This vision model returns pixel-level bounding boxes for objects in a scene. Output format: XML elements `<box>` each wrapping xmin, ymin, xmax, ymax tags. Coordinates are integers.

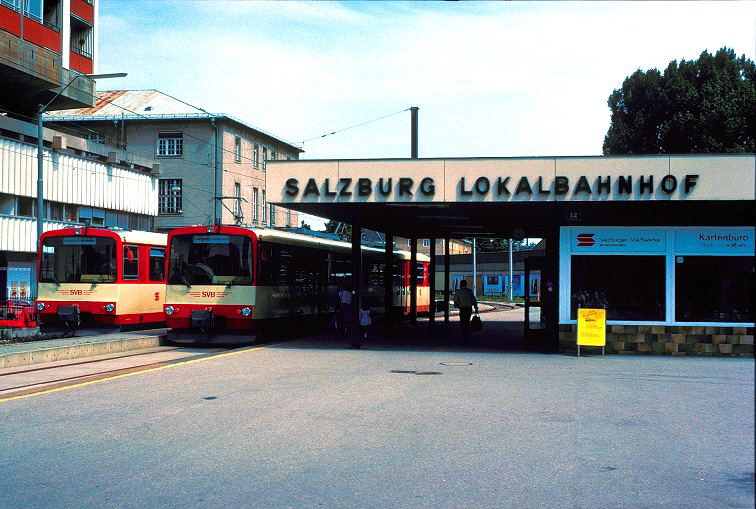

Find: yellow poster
<box><xmin>577</xmin><ymin>308</ymin><xmax>606</xmax><ymax>346</ymax></box>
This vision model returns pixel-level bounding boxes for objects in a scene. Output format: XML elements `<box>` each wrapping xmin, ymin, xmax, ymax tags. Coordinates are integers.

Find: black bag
<box><xmin>470</xmin><ymin>314</ymin><xmax>482</xmax><ymax>332</ymax></box>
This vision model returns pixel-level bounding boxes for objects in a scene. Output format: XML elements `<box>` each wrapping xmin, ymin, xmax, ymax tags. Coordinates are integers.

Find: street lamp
<box><xmin>36</xmin><ymin>72</ymin><xmax>127</xmax><ymax>242</ymax></box>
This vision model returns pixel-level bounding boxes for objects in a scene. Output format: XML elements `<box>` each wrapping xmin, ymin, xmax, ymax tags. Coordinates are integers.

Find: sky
<box><xmin>96</xmin><ymin>1</ymin><xmax>755</xmax><ymax>227</ymax></box>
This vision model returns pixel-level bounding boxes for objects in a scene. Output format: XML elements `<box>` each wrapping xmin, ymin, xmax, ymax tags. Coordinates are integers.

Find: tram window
<box><xmin>416</xmin><ymin>262</ymin><xmax>425</xmax><ymax>284</ymax></box>
<box><xmin>675</xmin><ymin>256</ymin><xmax>753</xmax><ymax>323</ymax></box>
<box><xmin>149</xmin><ymin>248</ymin><xmax>166</xmax><ymax>282</ymax></box>
<box><xmin>277</xmin><ymin>249</ymin><xmax>292</xmax><ymax>285</ymax></box>
<box><xmin>123</xmin><ymin>245</ymin><xmax>139</xmax><ymax>280</ymax></box>
<box><xmin>570</xmin><ymin>255</ymin><xmax>665</xmax><ymax>321</ymax></box>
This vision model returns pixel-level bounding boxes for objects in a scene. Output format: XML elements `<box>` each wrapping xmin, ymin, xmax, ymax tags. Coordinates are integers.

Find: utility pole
<box><xmin>410</xmin><ymin>107</ymin><xmax>418</xmax><ymax>158</ymax></box>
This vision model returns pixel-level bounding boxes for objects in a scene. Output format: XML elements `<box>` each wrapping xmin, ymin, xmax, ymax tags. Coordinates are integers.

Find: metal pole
<box><xmin>350</xmin><ymin>221</ymin><xmax>362</xmax><ymax>349</ymax></box>
<box><xmin>472</xmin><ymin>238</ymin><xmax>477</xmax><ymax>296</ymax></box>
<box><xmin>384</xmin><ymin>231</ymin><xmax>394</xmax><ymax>339</ymax></box>
<box><xmin>429</xmin><ymin>236</ymin><xmax>436</xmax><ymax>328</ymax></box>
<box><xmin>509</xmin><ymin>238</ymin><xmax>514</xmax><ymax>302</ymax></box>
<box><xmin>444</xmin><ymin>237</ymin><xmax>450</xmax><ymax>322</ymax></box>
<box><xmin>410</xmin><ymin>237</ymin><xmax>417</xmax><ymax>327</ymax></box>
<box><xmin>410</xmin><ymin>107</ymin><xmax>418</xmax><ymax>158</ymax></box>
<box><xmin>36</xmin><ymin>106</ymin><xmax>44</xmax><ymax>243</ymax></box>
<box><xmin>35</xmin><ymin>72</ymin><xmax>127</xmax><ymax>244</ymax></box>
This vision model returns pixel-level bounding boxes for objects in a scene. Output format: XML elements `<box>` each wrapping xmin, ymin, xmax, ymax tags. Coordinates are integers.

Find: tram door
<box><xmin>524</xmin><ymin>256</ymin><xmax>546</xmax><ymax>348</ymax></box>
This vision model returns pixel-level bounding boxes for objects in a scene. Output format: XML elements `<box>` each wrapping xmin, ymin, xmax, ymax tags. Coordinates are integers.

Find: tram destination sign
<box><xmin>267</xmin><ymin>156</ymin><xmax>754</xmax><ymax>204</ymax></box>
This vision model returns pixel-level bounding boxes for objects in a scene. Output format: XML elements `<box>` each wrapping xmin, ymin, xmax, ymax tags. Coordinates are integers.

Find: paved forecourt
<box><xmin>0</xmin><ymin>309</ymin><xmax>753</xmax><ymax>509</ymax></box>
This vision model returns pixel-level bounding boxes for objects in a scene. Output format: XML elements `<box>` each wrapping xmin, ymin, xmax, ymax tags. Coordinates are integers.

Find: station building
<box><xmin>267</xmin><ymin>154</ymin><xmax>755</xmax><ymax>356</ymax></box>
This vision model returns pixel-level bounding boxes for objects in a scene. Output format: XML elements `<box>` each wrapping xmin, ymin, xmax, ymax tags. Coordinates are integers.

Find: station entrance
<box><xmin>266</xmin><ymin>155</ymin><xmax>754</xmax><ymax>356</ymax></box>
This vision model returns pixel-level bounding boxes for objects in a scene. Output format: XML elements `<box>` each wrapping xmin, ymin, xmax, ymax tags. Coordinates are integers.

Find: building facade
<box><xmin>0</xmin><ymin>0</ymin><xmax>162</xmax><ymax>302</ymax></box>
<box><xmin>45</xmin><ymin>90</ymin><xmax>303</xmax><ymax>232</ymax></box>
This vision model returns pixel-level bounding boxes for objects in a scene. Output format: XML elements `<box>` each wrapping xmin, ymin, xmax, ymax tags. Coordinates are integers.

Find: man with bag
<box><xmin>453</xmin><ymin>280</ymin><xmax>478</xmax><ymax>345</ymax></box>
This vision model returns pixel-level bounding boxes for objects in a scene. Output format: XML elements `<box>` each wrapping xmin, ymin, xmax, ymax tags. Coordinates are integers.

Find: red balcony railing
<box><xmin>23</xmin><ymin>16</ymin><xmax>61</xmax><ymax>53</ymax></box>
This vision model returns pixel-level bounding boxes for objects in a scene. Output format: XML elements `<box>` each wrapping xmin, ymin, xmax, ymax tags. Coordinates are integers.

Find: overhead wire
<box><xmin>301</xmin><ymin>108</ymin><xmax>412</xmax><ymax>145</ymax></box>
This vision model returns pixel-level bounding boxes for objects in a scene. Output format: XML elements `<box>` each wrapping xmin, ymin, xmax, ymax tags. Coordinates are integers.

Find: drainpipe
<box><xmin>211</xmin><ymin>118</ymin><xmax>220</xmax><ymax>225</ymax></box>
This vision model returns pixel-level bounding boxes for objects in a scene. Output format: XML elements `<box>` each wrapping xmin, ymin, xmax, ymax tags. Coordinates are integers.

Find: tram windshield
<box><xmin>168</xmin><ymin>233</ymin><xmax>254</xmax><ymax>286</ymax></box>
<box><xmin>40</xmin><ymin>236</ymin><xmax>117</xmax><ymax>284</ymax></box>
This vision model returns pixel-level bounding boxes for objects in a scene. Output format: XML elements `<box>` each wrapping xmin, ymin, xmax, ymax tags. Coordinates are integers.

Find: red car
<box><xmin>0</xmin><ymin>300</ymin><xmax>37</xmax><ymax>328</ymax></box>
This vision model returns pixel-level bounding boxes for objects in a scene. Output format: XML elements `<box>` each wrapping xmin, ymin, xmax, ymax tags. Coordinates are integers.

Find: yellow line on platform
<box><xmin>0</xmin><ymin>343</ymin><xmax>279</xmax><ymax>403</ymax></box>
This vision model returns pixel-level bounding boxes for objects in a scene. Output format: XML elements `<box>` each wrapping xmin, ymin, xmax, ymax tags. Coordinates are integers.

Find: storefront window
<box><xmin>571</xmin><ymin>255</ymin><xmax>665</xmax><ymax>321</ymax></box>
<box><xmin>675</xmin><ymin>256</ymin><xmax>753</xmax><ymax>322</ymax></box>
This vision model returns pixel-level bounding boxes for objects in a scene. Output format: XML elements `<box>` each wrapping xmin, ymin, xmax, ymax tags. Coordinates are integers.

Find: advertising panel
<box><xmin>570</xmin><ymin>229</ymin><xmax>666</xmax><ymax>253</ymax></box>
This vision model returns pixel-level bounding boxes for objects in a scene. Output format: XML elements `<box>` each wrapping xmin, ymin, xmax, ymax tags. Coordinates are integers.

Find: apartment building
<box><xmin>45</xmin><ymin>89</ymin><xmax>303</xmax><ymax>232</ymax></box>
<box><xmin>0</xmin><ymin>0</ymin><xmax>159</xmax><ymax>300</ymax></box>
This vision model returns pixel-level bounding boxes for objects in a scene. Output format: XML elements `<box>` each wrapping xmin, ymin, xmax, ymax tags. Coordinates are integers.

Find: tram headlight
<box><xmin>165</xmin><ymin>305</ymin><xmax>175</xmax><ymax>316</ymax></box>
<box><xmin>36</xmin><ymin>302</ymin><xmax>46</xmax><ymax>311</ymax></box>
<box><xmin>239</xmin><ymin>307</ymin><xmax>251</xmax><ymax>317</ymax></box>
<box><xmin>104</xmin><ymin>303</ymin><xmax>115</xmax><ymax>313</ymax></box>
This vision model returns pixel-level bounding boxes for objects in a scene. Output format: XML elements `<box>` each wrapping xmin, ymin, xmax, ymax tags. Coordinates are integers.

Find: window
<box><xmin>149</xmin><ymin>248</ymin><xmax>166</xmax><ymax>282</ymax></box>
<box><xmin>269</xmin><ymin>204</ymin><xmax>276</xmax><ymax>226</ymax></box>
<box><xmin>423</xmin><ymin>239</ymin><xmax>430</xmax><ymax>247</ymax></box>
<box><xmin>123</xmin><ymin>245</ymin><xmax>139</xmax><ymax>280</ymax></box>
<box><xmin>261</xmin><ymin>190</ymin><xmax>267</xmax><ymax>223</ymax></box>
<box><xmin>252</xmin><ymin>187</ymin><xmax>259</xmax><ymax>223</ymax></box>
<box><xmin>675</xmin><ymin>256</ymin><xmax>753</xmax><ymax>322</ymax></box>
<box><xmin>158</xmin><ymin>179</ymin><xmax>182</xmax><ymax>214</ymax></box>
<box><xmin>234</xmin><ymin>136</ymin><xmax>241</xmax><ymax>163</ymax></box>
<box><xmin>92</xmin><ymin>208</ymin><xmax>105</xmax><ymax>226</ymax></box>
<box><xmin>253</xmin><ymin>145</ymin><xmax>259</xmax><ymax>167</ymax></box>
<box><xmin>17</xmin><ymin>197</ymin><xmax>34</xmax><ymax>217</ymax></box>
<box><xmin>64</xmin><ymin>204</ymin><xmax>77</xmax><ymax>222</ymax></box>
<box><xmin>286</xmin><ymin>208</ymin><xmax>291</xmax><ymax>227</ymax></box>
<box><xmin>157</xmin><ymin>132</ymin><xmax>183</xmax><ymax>157</ymax></box>
<box><xmin>262</xmin><ymin>147</ymin><xmax>267</xmax><ymax>171</ymax></box>
<box><xmin>49</xmin><ymin>202</ymin><xmax>63</xmax><ymax>221</ymax></box>
<box><xmin>570</xmin><ymin>255</ymin><xmax>665</xmax><ymax>321</ymax></box>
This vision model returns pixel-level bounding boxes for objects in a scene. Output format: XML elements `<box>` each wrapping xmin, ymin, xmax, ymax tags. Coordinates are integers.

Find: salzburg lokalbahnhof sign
<box><xmin>268</xmin><ymin>155</ymin><xmax>755</xmax><ymax>204</ymax></box>
<box><xmin>283</xmin><ymin>173</ymin><xmax>701</xmax><ymax>199</ymax></box>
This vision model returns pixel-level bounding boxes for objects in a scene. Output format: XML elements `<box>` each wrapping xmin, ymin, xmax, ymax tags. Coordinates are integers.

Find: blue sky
<box><xmin>96</xmin><ymin>1</ymin><xmax>755</xmax><ymax>228</ymax></box>
<box><xmin>97</xmin><ymin>1</ymin><xmax>755</xmax><ymax>160</ymax></box>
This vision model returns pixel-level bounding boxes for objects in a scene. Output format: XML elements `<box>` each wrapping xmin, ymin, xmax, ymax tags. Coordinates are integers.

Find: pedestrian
<box><xmin>359</xmin><ymin>299</ymin><xmax>371</xmax><ymax>338</ymax></box>
<box><xmin>337</xmin><ymin>284</ymin><xmax>352</xmax><ymax>337</ymax></box>
<box><xmin>453</xmin><ymin>280</ymin><xmax>478</xmax><ymax>344</ymax></box>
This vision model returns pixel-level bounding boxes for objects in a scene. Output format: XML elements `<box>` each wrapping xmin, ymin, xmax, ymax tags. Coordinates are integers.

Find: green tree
<box><xmin>324</xmin><ymin>220</ymin><xmax>352</xmax><ymax>241</ymax></box>
<box><xmin>603</xmin><ymin>47</ymin><xmax>755</xmax><ymax>154</ymax></box>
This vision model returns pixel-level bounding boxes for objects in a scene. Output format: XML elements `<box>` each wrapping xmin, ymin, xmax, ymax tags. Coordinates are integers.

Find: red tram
<box><xmin>164</xmin><ymin>225</ymin><xmax>430</xmax><ymax>344</ymax></box>
<box><xmin>35</xmin><ymin>228</ymin><xmax>168</xmax><ymax>335</ymax></box>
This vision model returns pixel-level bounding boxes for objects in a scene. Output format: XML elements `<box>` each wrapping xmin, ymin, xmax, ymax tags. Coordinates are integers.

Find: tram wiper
<box><xmin>177</xmin><ymin>269</ymin><xmax>192</xmax><ymax>289</ymax></box>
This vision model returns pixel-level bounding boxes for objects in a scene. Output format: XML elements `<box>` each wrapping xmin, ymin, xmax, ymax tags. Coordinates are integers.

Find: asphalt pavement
<box><xmin>0</xmin><ymin>306</ymin><xmax>753</xmax><ymax>508</ymax></box>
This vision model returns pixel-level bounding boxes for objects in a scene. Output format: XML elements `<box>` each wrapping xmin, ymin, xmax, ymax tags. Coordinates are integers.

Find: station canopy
<box><xmin>266</xmin><ymin>155</ymin><xmax>755</xmax><ymax>240</ymax></box>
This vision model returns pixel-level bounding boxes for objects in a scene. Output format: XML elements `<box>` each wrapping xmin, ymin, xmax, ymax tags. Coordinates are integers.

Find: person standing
<box><xmin>359</xmin><ymin>299</ymin><xmax>371</xmax><ymax>339</ymax></box>
<box><xmin>453</xmin><ymin>280</ymin><xmax>478</xmax><ymax>344</ymax></box>
<box><xmin>337</xmin><ymin>284</ymin><xmax>353</xmax><ymax>337</ymax></box>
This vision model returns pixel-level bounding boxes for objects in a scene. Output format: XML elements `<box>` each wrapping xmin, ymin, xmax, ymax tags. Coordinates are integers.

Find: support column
<box><xmin>544</xmin><ymin>224</ymin><xmax>560</xmax><ymax>354</ymax></box>
<box><xmin>350</xmin><ymin>222</ymin><xmax>362</xmax><ymax>349</ymax></box>
<box><xmin>428</xmin><ymin>236</ymin><xmax>436</xmax><ymax>327</ymax></box>
<box><xmin>410</xmin><ymin>237</ymin><xmax>417</xmax><ymax>327</ymax></box>
<box><xmin>384</xmin><ymin>231</ymin><xmax>394</xmax><ymax>339</ymax></box>
<box><xmin>444</xmin><ymin>237</ymin><xmax>451</xmax><ymax>322</ymax></box>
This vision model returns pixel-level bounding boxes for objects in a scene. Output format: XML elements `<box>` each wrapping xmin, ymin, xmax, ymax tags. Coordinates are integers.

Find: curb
<box><xmin>0</xmin><ymin>335</ymin><xmax>163</xmax><ymax>370</ymax></box>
